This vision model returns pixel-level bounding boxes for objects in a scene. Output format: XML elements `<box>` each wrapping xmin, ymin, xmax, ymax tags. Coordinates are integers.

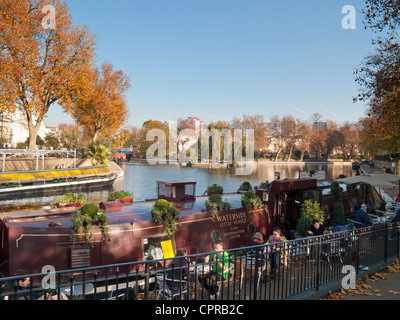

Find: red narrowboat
<box><xmin>0</xmin><ymin>178</ymin><xmax>367</xmax><ymax>278</ymax></box>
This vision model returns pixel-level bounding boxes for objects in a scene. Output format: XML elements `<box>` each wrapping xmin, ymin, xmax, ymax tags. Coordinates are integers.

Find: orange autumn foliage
<box><xmin>65</xmin><ymin>62</ymin><xmax>131</xmax><ymax>142</ymax></box>
<box><xmin>0</xmin><ymin>0</ymin><xmax>96</xmax><ymax>149</ymax></box>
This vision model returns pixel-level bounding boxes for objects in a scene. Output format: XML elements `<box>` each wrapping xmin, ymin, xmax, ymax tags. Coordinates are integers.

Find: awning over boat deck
<box><xmin>335</xmin><ymin>174</ymin><xmax>399</xmax><ymax>189</ymax></box>
<box><xmin>0</xmin><ymin>166</ymin><xmax>110</xmax><ymax>182</ymax></box>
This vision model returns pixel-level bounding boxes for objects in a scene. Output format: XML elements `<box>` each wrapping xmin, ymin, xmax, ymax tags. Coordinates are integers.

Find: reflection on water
<box><xmin>0</xmin><ymin>162</ymin><xmax>353</xmax><ymax>211</ymax></box>
<box><xmin>113</xmin><ymin>162</ymin><xmax>353</xmax><ymax>201</ymax></box>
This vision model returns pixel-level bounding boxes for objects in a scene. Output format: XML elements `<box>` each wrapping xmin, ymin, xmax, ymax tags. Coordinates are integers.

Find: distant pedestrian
<box><xmin>355</xmin><ymin>204</ymin><xmax>371</xmax><ymax>228</ymax></box>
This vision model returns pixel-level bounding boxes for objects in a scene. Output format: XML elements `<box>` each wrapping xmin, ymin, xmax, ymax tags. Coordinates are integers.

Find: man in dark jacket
<box><xmin>355</xmin><ymin>204</ymin><xmax>371</xmax><ymax>228</ymax></box>
<box><xmin>307</xmin><ymin>219</ymin><xmax>325</xmax><ymax>236</ymax></box>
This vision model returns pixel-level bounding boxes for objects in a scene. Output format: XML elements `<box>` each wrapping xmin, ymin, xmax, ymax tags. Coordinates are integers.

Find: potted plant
<box><xmin>237</xmin><ymin>181</ymin><xmax>252</xmax><ymax>193</ymax></box>
<box><xmin>108</xmin><ymin>190</ymin><xmax>134</xmax><ymax>204</ymax></box>
<box><xmin>258</xmin><ymin>180</ymin><xmax>270</xmax><ymax>190</ymax></box>
<box><xmin>151</xmin><ymin>199</ymin><xmax>181</xmax><ymax>235</ymax></box>
<box><xmin>70</xmin><ymin>204</ymin><xmax>110</xmax><ymax>246</ymax></box>
<box><xmin>241</xmin><ymin>190</ymin><xmax>264</xmax><ymax>213</ymax></box>
<box><xmin>205</xmin><ymin>194</ymin><xmax>231</xmax><ymax>221</ymax></box>
<box><xmin>206</xmin><ymin>184</ymin><xmax>224</xmax><ymax>196</ymax></box>
<box><xmin>52</xmin><ymin>193</ymin><xmax>87</xmax><ymax>208</ymax></box>
<box><xmin>295</xmin><ymin>200</ymin><xmax>324</xmax><ymax>237</ymax></box>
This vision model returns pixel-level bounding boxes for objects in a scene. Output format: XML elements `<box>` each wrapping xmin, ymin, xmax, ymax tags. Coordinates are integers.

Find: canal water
<box><xmin>0</xmin><ymin>162</ymin><xmax>353</xmax><ymax>211</ymax></box>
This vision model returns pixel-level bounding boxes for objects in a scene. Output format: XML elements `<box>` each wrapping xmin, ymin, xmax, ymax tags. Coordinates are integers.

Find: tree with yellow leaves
<box><xmin>65</xmin><ymin>62</ymin><xmax>131</xmax><ymax>143</ymax></box>
<box><xmin>0</xmin><ymin>0</ymin><xmax>96</xmax><ymax>150</ymax></box>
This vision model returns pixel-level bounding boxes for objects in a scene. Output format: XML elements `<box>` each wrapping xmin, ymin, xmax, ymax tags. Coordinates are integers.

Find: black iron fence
<box><xmin>1</xmin><ymin>222</ymin><xmax>399</xmax><ymax>301</ymax></box>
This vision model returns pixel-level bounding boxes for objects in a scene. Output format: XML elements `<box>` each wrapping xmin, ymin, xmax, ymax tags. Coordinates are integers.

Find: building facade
<box><xmin>0</xmin><ymin>108</ymin><xmax>59</xmax><ymax>148</ymax></box>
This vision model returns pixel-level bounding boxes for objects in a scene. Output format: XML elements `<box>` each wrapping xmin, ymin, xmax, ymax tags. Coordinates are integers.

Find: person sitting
<box><xmin>247</xmin><ymin>232</ymin><xmax>264</xmax><ymax>255</ymax></box>
<box><xmin>355</xmin><ymin>204</ymin><xmax>372</xmax><ymax>228</ymax></box>
<box><xmin>307</xmin><ymin>219</ymin><xmax>325</xmax><ymax>236</ymax></box>
<box><xmin>266</xmin><ymin>227</ymin><xmax>287</xmax><ymax>278</ymax></box>
<box><xmin>165</xmin><ymin>248</ymin><xmax>191</xmax><ymax>299</ymax></box>
<box><xmin>246</xmin><ymin>232</ymin><xmax>266</xmax><ymax>267</ymax></box>
<box><xmin>11</xmin><ymin>270</ymin><xmax>68</xmax><ymax>300</ymax></box>
<box><xmin>198</xmin><ymin>240</ymin><xmax>230</xmax><ymax>298</ymax></box>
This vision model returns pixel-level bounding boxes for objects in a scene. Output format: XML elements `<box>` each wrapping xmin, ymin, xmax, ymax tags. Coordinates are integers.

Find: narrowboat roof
<box><xmin>270</xmin><ymin>178</ymin><xmax>318</xmax><ymax>193</ymax></box>
<box><xmin>156</xmin><ymin>180</ymin><xmax>196</xmax><ymax>185</ymax></box>
<box><xmin>0</xmin><ymin>166</ymin><xmax>110</xmax><ymax>182</ymax></box>
<box><xmin>0</xmin><ymin>193</ymin><xmax>244</xmax><ymax>228</ymax></box>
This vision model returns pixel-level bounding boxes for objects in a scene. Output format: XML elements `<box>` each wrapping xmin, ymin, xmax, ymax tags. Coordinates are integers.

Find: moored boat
<box><xmin>0</xmin><ymin>177</ymin><xmax>368</xmax><ymax>278</ymax></box>
<box><xmin>0</xmin><ymin>166</ymin><xmax>116</xmax><ymax>200</ymax></box>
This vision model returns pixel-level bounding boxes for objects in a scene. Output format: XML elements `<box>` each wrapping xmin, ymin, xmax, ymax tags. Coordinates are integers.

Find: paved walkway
<box><xmin>322</xmin><ymin>260</ymin><xmax>400</xmax><ymax>300</ymax></box>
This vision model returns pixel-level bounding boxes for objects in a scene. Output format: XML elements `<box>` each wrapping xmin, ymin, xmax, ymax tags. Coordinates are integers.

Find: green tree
<box><xmin>87</xmin><ymin>143</ymin><xmax>111</xmax><ymax>166</ymax></box>
<box><xmin>333</xmin><ymin>203</ymin><xmax>346</xmax><ymax>226</ymax></box>
<box><xmin>44</xmin><ymin>133</ymin><xmax>59</xmax><ymax>149</ymax></box>
<box><xmin>296</xmin><ymin>200</ymin><xmax>324</xmax><ymax>237</ymax></box>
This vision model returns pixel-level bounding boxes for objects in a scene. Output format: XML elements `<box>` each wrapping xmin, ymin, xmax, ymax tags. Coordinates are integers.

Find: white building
<box><xmin>184</xmin><ymin>116</ymin><xmax>204</xmax><ymax>134</ymax></box>
<box><xmin>0</xmin><ymin>108</ymin><xmax>59</xmax><ymax>148</ymax></box>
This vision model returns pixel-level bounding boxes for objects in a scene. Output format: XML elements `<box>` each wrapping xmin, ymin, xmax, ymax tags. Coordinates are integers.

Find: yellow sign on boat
<box><xmin>0</xmin><ymin>166</ymin><xmax>110</xmax><ymax>182</ymax></box>
<box><xmin>161</xmin><ymin>240</ymin><xmax>175</xmax><ymax>259</ymax></box>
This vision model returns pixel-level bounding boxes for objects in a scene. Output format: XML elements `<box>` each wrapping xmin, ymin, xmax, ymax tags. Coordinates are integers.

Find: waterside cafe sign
<box><xmin>214</xmin><ymin>210</ymin><xmax>248</xmax><ymax>240</ymax></box>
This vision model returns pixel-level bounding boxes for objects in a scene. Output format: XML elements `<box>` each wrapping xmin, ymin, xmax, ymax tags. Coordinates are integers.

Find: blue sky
<box><xmin>45</xmin><ymin>0</ymin><xmax>378</xmax><ymax>128</ymax></box>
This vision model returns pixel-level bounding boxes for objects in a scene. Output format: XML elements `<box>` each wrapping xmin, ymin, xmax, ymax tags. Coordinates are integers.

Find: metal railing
<box><xmin>1</xmin><ymin>222</ymin><xmax>399</xmax><ymax>301</ymax></box>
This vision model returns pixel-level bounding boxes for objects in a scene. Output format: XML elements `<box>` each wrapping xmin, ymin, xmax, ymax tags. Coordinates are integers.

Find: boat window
<box><xmin>303</xmin><ymin>190</ymin><xmax>319</xmax><ymax>203</ymax></box>
<box><xmin>247</xmin><ymin>223</ymin><xmax>256</xmax><ymax>236</ymax></box>
<box><xmin>142</xmin><ymin>235</ymin><xmax>176</xmax><ymax>262</ymax></box>
<box><xmin>211</xmin><ymin>230</ymin><xmax>221</xmax><ymax>243</ymax></box>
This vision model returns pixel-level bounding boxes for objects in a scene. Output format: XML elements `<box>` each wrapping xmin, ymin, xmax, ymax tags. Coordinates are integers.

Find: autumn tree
<box><xmin>58</xmin><ymin>123</ymin><xmax>80</xmax><ymax>149</ymax></box>
<box><xmin>139</xmin><ymin>120</ymin><xmax>169</xmax><ymax>159</ymax></box>
<box><xmin>354</xmin><ymin>0</ymin><xmax>400</xmax><ymax>154</ymax></box>
<box><xmin>231</xmin><ymin>114</ymin><xmax>268</xmax><ymax>159</ymax></box>
<box><xmin>111</xmin><ymin>128</ymin><xmax>131</xmax><ymax>149</ymax></box>
<box><xmin>362</xmin><ymin>0</ymin><xmax>400</xmax><ymax>37</ymax></box>
<box><xmin>339</xmin><ymin>122</ymin><xmax>361</xmax><ymax>161</ymax></box>
<box><xmin>125</xmin><ymin>125</ymin><xmax>145</xmax><ymax>151</ymax></box>
<box><xmin>66</xmin><ymin>62</ymin><xmax>131</xmax><ymax>143</ymax></box>
<box><xmin>281</xmin><ymin>115</ymin><xmax>304</xmax><ymax>162</ymax></box>
<box><xmin>206</xmin><ymin>120</ymin><xmax>231</xmax><ymax>162</ymax></box>
<box><xmin>268</xmin><ymin>115</ymin><xmax>285</xmax><ymax>161</ymax></box>
<box><xmin>0</xmin><ymin>0</ymin><xmax>96</xmax><ymax>150</ymax></box>
<box><xmin>306</xmin><ymin>114</ymin><xmax>329</xmax><ymax>159</ymax></box>
<box><xmin>296</xmin><ymin>121</ymin><xmax>311</xmax><ymax>162</ymax></box>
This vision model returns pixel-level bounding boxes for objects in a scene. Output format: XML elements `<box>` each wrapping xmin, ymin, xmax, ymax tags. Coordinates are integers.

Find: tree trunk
<box><xmin>287</xmin><ymin>146</ymin><xmax>293</xmax><ymax>162</ymax></box>
<box><xmin>26</xmin><ymin>111</ymin><xmax>42</xmax><ymax>151</ymax></box>
<box><xmin>274</xmin><ymin>148</ymin><xmax>282</xmax><ymax>162</ymax></box>
<box><xmin>93</xmin><ymin>130</ymin><xmax>101</xmax><ymax>143</ymax></box>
